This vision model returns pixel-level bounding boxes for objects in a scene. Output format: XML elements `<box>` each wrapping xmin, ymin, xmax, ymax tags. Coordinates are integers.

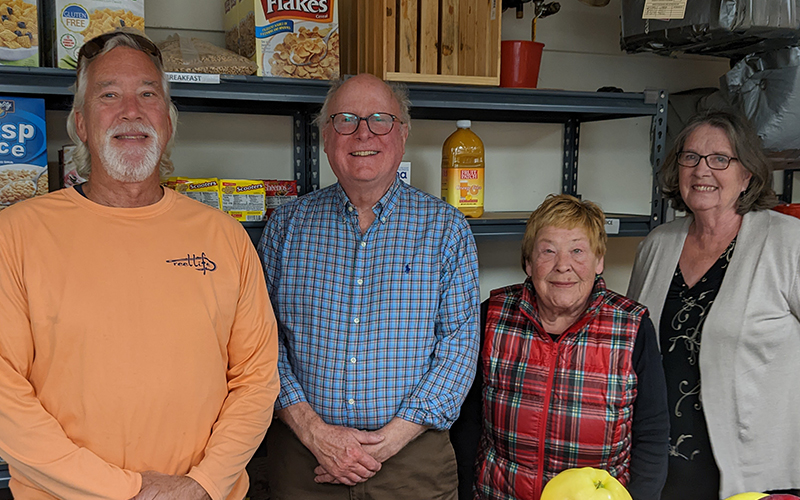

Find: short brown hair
<box><xmin>521</xmin><ymin>194</ymin><xmax>607</xmax><ymax>272</ymax></box>
<box><xmin>661</xmin><ymin>110</ymin><xmax>778</xmax><ymax>214</ymax></box>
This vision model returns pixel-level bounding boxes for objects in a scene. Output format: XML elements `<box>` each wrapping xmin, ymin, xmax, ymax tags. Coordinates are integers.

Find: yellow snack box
<box><xmin>180</xmin><ymin>177</ymin><xmax>221</xmax><ymax>210</ymax></box>
<box><xmin>220</xmin><ymin>179</ymin><xmax>265</xmax><ymax>221</ymax></box>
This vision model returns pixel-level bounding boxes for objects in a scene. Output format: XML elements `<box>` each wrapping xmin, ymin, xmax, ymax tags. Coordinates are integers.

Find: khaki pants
<box><xmin>264</xmin><ymin>419</ymin><xmax>458</xmax><ymax>500</ymax></box>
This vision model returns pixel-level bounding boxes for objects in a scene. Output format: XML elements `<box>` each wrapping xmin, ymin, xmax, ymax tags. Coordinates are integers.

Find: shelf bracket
<box><xmin>562</xmin><ymin>118</ymin><xmax>579</xmax><ymax>197</ymax></box>
<box><xmin>782</xmin><ymin>169</ymin><xmax>794</xmax><ymax>204</ymax></box>
<box><xmin>649</xmin><ymin>89</ymin><xmax>669</xmax><ymax>229</ymax></box>
<box><xmin>293</xmin><ymin>111</ymin><xmax>320</xmax><ymax>196</ymax></box>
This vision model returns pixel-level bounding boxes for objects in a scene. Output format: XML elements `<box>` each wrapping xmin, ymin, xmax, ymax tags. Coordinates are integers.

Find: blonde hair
<box><xmin>521</xmin><ymin>194</ymin><xmax>607</xmax><ymax>272</ymax></box>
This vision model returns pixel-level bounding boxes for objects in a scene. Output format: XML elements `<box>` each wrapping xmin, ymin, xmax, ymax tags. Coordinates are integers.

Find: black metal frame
<box><xmin>0</xmin><ymin>66</ymin><xmax>668</xmax><ymax>239</ymax></box>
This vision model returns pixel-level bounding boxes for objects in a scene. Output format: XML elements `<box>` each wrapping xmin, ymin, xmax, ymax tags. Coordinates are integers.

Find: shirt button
<box><xmin>360</xmin><ymin>241</ymin><xmax>366</xmax><ymax>248</ymax></box>
<box><xmin>380</xmin><ymin>217</ymin><xmax>386</xmax><ymax>223</ymax></box>
<box><xmin>348</xmin><ymin>398</ymin><xmax>355</xmax><ymax>405</ymax></box>
<box><xmin>353</xmin><ymin>318</ymin><xmax>360</xmax><ymax>324</ymax></box>
<box><xmin>357</xmin><ymin>278</ymin><xmax>363</xmax><ymax>285</ymax></box>
<box><xmin>350</xmin><ymin>357</ymin><xmax>357</xmax><ymax>363</ymax></box>
<box><xmin>348</xmin><ymin>206</ymin><xmax>354</xmax><ymax>212</ymax></box>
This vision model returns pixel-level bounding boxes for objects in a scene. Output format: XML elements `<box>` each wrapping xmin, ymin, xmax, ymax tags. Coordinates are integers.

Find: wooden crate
<box><xmin>340</xmin><ymin>0</ymin><xmax>501</xmax><ymax>86</ymax></box>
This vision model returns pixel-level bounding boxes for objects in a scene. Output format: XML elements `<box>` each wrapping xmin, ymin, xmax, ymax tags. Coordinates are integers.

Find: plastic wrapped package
<box><xmin>722</xmin><ymin>47</ymin><xmax>800</xmax><ymax>164</ymax></box>
<box><xmin>620</xmin><ymin>0</ymin><xmax>800</xmax><ymax>57</ymax></box>
<box><xmin>157</xmin><ymin>34</ymin><xmax>257</xmax><ymax>75</ymax></box>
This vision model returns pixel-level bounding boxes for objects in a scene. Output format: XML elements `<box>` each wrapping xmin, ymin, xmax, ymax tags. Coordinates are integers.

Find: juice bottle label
<box><xmin>442</xmin><ymin>167</ymin><xmax>484</xmax><ymax>209</ymax></box>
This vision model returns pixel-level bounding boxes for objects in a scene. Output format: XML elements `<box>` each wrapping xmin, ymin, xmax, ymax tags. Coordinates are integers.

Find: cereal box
<box><xmin>264</xmin><ymin>179</ymin><xmax>296</xmax><ymax>217</ymax></box>
<box><xmin>45</xmin><ymin>0</ymin><xmax>145</xmax><ymax>69</ymax></box>
<box><xmin>0</xmin><ymin>96</ymin><xmax>48</xmax><ymax>209</ymax></box>
<box><xmin>59</xmin><ymin>144</ymin><xmax>86</xmax><ymax>188</ymax></box>
<box><xmin>0</xmin><ymin>0</ymin><xmax>39</xmax><ymax>66</ymax></box>
<box><xmin>229</xmin><ymin>0</ymin><xmax>339</xmax><ymax>79</ymax></box>
<box><xmin>180</xmin><ymin>177</ymin><xmax>222</xmax><ymax>210</ymax></box>
<box><xmin>220</xmin><ymin>179</ymin><xmax>266</xmax><ymax>221</ymax></box>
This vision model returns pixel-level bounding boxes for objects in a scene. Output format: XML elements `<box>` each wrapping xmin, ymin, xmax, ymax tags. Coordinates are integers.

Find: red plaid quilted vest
<box><xmin>476</xmin><ymin>277</ymin><xmax>645</xmax><ymax>500</ymax></box>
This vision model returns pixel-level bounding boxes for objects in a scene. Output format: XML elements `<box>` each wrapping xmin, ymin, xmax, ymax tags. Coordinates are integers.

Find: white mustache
<box><xmin>106</xmin><ymin>122</ymin><xmax>158</xmax><ymax>140</ymax></box>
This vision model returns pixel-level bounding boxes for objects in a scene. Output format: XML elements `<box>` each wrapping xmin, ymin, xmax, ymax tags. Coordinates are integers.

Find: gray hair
<box><xmin>66</xmin><ymin>31</ymin><xmax>179</xmax><ymax>179</ymax></box>
<box><xmin>661</xmin><ymin>109</ymin><xmax>778</xmax><ymax>214</ymax></box>
<box><xmin>313</xmin><ymin>76</ymin><xmax>412</xmax><ymax>131</ymax></box>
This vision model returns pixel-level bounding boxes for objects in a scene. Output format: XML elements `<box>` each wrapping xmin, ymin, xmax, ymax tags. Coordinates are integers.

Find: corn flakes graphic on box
<box><xmin>46</xmin><ymin>0</ymin><xmax>144</xmax><ymax>69</ymax></box>
<box><xmin>228</xmin><ymin>0</ymin><xmax>338</xmax><ymax>79</ymax></box>
<box><xmin>0</xmin><ymin>0</ymin><xmax>39</xmax><ymax>67</ymax></box>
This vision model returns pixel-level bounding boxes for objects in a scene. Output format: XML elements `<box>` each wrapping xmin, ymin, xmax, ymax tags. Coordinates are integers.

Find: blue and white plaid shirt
<box><xmin>259</xmin><ymin>175</ymin><xmax>480</xmax><ymax>430</ymax></box>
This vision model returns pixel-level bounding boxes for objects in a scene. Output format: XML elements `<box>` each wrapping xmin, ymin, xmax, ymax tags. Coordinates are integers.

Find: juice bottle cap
<box><xmin>456</xmin><ymin>120</ymin><xmax>472</xmax><ymax>129</ymax></box>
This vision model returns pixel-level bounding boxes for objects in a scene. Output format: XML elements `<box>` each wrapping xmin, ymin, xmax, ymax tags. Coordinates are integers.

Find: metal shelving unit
<box><xmin>0</xmin><ymin>66</ymin><xmax>668</xmax><ymax>239</ymax></box>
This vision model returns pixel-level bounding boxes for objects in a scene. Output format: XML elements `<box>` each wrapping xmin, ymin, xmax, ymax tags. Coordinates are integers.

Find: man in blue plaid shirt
<box><xmin>258</xmin><ymin>73</ymin><xmax>480</xmax><ymax>499</ymax></box>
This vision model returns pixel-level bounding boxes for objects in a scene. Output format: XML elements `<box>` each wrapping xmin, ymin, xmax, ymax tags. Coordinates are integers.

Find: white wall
<box><xmin>51</xmin><ymin>0</ymin><xmax>733</xmax><ymax>299</ymax></box>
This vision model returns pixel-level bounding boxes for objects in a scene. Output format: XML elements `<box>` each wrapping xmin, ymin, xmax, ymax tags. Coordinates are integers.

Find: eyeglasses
<box><xmin>78</xmin><ymin>29</ymin><xmax>162</xmax><ymax>64</ymax></box>
<box><xmin>677</xmin><ymin>151</ymin><xmax>739</xmax><ymax>170</ymax></box>
<box><xmin>329</xmin><ymin>112</ymin><xmax>402</xmax><ymax>136</ymax></box>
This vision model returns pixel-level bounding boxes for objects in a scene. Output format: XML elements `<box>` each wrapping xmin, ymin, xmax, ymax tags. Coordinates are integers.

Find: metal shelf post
<box><xmin>562</xmin><ymin>118</ymin><xmax>580</xmax><ymax>197</ymax></box>
<box><xmin>649</xmin><ymin>89</ymin><xmax>669</xmax><ymax>229</ymax></box>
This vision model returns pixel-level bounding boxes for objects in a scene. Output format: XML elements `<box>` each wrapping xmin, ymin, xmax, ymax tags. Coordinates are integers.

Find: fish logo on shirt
<box><xmin>166</xmin><ymin>253</ymin><xmax>216</xmax><ymax>275</ymax></box>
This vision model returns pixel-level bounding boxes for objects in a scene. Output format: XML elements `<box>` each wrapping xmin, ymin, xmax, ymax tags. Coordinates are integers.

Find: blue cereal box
<box><xmin>0</xmin><ymin>96</ymin><xmax>48</xmax><ymax>209</ymax></box>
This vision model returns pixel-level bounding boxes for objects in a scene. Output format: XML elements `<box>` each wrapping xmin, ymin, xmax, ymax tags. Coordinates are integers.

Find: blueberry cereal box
<box><xmin>0</xmin><ymin>0</ymin><xmax>38</xmax><ymax>67</ymax></box>
<box><xmin>226</xmin><ymin>0</ymin><xmax>338</xmax><ymax>79</ymax></box>
<box><xmin>0</xmin><ymin>96</ymin><xmax>48</xmax><ymax>209</ymax></box>
<box><xmin>46</xmin><ymin>0</ymin><xmax>144</xmax><ymax>68</ymax></box>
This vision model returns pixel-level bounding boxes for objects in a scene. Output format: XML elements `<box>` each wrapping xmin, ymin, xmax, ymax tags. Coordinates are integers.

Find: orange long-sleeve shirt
<box><xmin>0</xmin><ymin>187</ymin><xmax>279</xmax><ymax>500</ymax></box>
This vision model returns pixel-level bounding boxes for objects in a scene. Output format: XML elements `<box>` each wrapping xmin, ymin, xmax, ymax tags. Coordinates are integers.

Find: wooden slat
<box><xmin>386</xmin><ymin>71</ymin><xmax>497</xmax><ymax>85</ymax></box>
<box><xmin>420</xmin><ymin>0</ymin><xmax>439</xmax><ymax>75</ymax></box>
<box><xmin>440</xmin><ymin>0</ymin><xmax>458</xmax><ymax>75</ymax></box>
<box><xmin>398</xmin><ymin>0</ymin><xmax>418</xmax><ymax>73</ymax></box>
<box><xmin>458</xmin><ymin>0</ymin><xmax>476</xmax><ymax>76</ymax></box>
<box><xmin>338</xmin><ymin>0</ymin><xmax>353</xmax><ymax>74</ymax></box>
<box><xmin>385</xmin><ymin>0</ymin><xmax>397</xmax><ymax>73</ymax></box>
<box><xmin>490</xmin><ymin>0</ymin><xmax>501</xmax><ymax>78</ymax></box>
<box><xmin>356</xmin><ymin>0</ymin><xmax>367</xmax><ymax>76</ymax></box>
<box><xmin>475</xmin><ymin>0</ymin><xmax>489</xmax><ymax>76</ymax></box>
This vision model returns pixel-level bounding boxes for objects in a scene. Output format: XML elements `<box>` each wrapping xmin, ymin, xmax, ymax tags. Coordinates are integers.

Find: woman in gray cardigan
<box><xmin>627</xmin><ymin>110</ymin><xmax>800</xmax><ymax>500</ymax></box>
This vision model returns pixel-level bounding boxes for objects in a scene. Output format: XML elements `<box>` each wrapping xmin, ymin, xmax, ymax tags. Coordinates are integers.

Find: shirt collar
<box><xmin>336</xmin><ymin>174</ymin><xmax>404</xmax><ymax>223</ymax></box>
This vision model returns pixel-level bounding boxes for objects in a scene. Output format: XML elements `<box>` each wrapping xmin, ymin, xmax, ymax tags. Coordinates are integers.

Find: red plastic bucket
<box><xmin>500</xmin><ymin>40</ymin><xmax>545</xmax><ymax>88</ymax></box>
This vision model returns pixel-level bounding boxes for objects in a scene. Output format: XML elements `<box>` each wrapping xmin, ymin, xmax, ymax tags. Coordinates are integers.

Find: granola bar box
<box><xmin>42</xmin><ymin>0</ymin><xmax>144</xmax><ymax>68</ymax></box>
<box><xmin>0</xmin><ymin>0</ymin><xmax>39</xmax><ymax>67</ymax></box>
<box><xmin>0</xmin><ymin>96</ymin><xmax>48</xmax><ymax>209</ymax></box>
<box><xmin>227</xmin><ymin>0</ymin><xmax>339</xmax><ymax>79</ymax></box>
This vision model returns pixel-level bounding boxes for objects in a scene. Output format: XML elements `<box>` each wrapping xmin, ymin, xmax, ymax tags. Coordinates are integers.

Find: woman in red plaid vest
<box><xmin>460</xmin><ymin>195</ymin><xmax>669</xmax><ymax>500</ymax></box>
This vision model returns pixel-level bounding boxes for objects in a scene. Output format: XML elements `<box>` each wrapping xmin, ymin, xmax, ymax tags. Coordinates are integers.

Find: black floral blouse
<box><xmin>659</xmin><ymin>237</ymin><xmax>736</xmax><ymax>500</ymax></box>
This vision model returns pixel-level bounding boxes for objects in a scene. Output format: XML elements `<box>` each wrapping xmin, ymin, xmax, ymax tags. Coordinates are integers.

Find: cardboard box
<box><xmin>0</xmin><ymin>96</ymin><xmax>48</xmax><ymax>209</ymax></box>
<box><xmin>227</xmin><ymin>0</ymin><xmax>339</xmax><ymax>79</ymax></box>
<box><xmin>264</xmin><ymin>179</ymin><xmax>297</xmax><ymax>216</ymax></box>
<box><xmin>44</xmin><ymin>0</ymin><xmax>144</xmax><ymax>68</ymax></box>
<box><xmin>0</xmin><ymin>0</ymin><xmax>39</xmax><ymax>67</ymax></box>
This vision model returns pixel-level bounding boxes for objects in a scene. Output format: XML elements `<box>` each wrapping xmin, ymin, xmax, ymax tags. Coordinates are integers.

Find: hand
<box><xmin>306</xmin><ymin>422</ymin><xmax>385</xmax><ymax>486</ymax></box>
<box><xmin>130</xmin><ymin>471</ymin><xmax>211</xmax><ymax>500</ymax></box>
<box><xmin>313</xmin><ymin>418</ymin><xmax>427</xmax><ymax>484</ymax></box>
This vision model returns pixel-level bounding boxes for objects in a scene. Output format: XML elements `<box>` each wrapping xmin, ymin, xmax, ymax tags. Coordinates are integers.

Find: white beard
<box><xmin>98</xmin><ymin>123</ymin><xmax>162</xmax><ymax>182</ymax></box>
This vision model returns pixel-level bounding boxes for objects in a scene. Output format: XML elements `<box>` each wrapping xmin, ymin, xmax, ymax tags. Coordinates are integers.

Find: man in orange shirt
<box><xmin>0</xmin><ymin>29</ymin><xmax>280</xmax><ymax>500</ymax></box>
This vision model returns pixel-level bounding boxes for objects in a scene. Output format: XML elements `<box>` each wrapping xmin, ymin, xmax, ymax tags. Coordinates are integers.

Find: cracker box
<box><xmin>0</xmin><ymin>96</ymin><xmax>48</xmax><ymax>209</ymax></box>
<box><xmin>229</xmin><ymin>0</ymin><xmax>339</xmax><ymax>79</ymax></box>
<box><xmin>220</xmin><ymin>179</ymin><xmax>266</xmax><ymax>221</ymax></box>
<box><xmin>44</xmin><ymin>0</ymin><xmax>144</xmax><ymax>68</ymax></box>
<box><xmin>264</xmin><ymin>179</ymin><xmax>296</xmax><ymax>217</ymax></box>
<box><xmin>0</xmin><ymin>0</ymin><xmax>39</xmax><ymax>66</ymax></box>
<box><xmin>180</xmin><ymin>177</ymin><xmax>222</xmax><ymax>210</ymax></box>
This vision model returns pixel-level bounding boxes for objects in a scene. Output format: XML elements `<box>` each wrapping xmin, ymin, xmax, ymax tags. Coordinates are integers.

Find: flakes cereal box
<box><xmin>227</xmin><ymin>0</ymin><xmax>338</xmax><ymax>79</ymax></box>
<box><xmin>0</xmin><ymin>0</ymin><xmax>38</xmax><ymax>66</ymax></box>
<box><xmin>44</xmin><ymin>0</ymin><xmax>144</xmax><ymax>68</ymax></box>
<box><xmin>0</xmin><ymin>96</ymin><xmax>48</xmax><ymax>209</ymax></box>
